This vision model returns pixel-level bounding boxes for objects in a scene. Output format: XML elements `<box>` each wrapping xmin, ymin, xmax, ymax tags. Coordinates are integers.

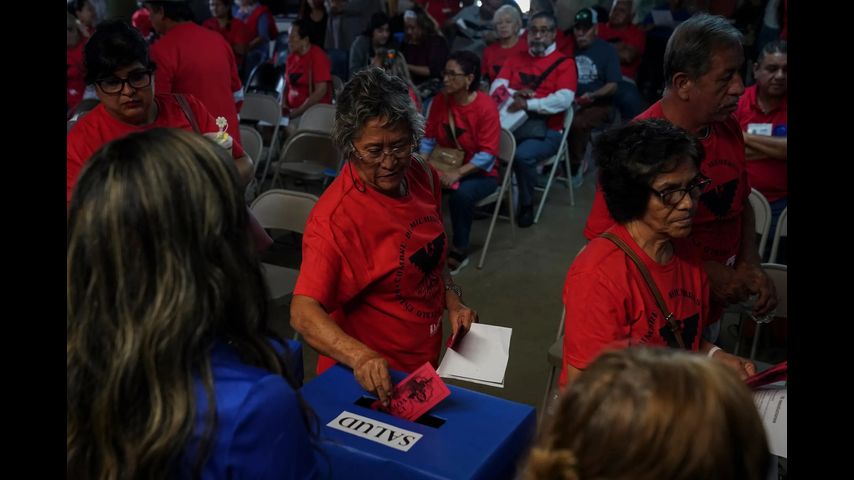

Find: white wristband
<box><xmin>707</xmin><ymin>346</ymin><xmax>722</xmax><ymax>358</ymax></box>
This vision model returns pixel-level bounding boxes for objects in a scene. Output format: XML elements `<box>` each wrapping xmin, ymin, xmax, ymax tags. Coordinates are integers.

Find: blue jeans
<box><xmin>513</xmin><ymin>129</ymin><xmax>563</xmax><ymax>207</ymax></box>
<box><xmin>614</xmin><ymin>79</ymin><xmax>645</xmax><ymax>121</ymax></box>
<box><xmin>449</xmin><ymin>174</ymin><xmax>499</xmax><ymax>251</ymax></box>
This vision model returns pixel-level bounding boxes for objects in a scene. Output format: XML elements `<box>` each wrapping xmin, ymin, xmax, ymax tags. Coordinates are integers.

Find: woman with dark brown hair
<box><xmin>67</xmin><ymin>128</ymin><xmax>318</xmax><ymax>479</ymax></box>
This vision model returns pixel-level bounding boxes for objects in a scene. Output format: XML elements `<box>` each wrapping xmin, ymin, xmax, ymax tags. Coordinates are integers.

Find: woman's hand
<box><xmin>447</xmin><ymin>292</ymin><xmax>478</xmax><ymax>338</ymax></box>
<box><xmin>353</xmin><ymin>351</ymin><xmax>393</xmax><ymax>407</ymax></box>
<box><xmin>711</xmin><ymin>349</ymin><xmax>756</xmax><ymax>380</ymax></box>
<box><xmin>440</xmin><ymin>170</ymin><xmax>462</xmax><ymax>188</ymax></box>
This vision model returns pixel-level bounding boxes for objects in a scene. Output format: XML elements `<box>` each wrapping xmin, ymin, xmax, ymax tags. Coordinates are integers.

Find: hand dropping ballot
<box><xmin>437</xmin><ymin>323</ymin><xmax>512</xmax><ymax>388</ymax></box>
<box><xmin>372</xmin><ymin>362</ymin><xmax>451</xmax><ymax>422</ymax></box>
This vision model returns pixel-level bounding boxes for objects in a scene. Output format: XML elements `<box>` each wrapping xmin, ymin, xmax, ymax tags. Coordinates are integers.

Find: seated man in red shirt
<box><xmin>735</xmin><ymin>40</ymin><xmax>787</xmax><ymax>261</ymax></box>
<box><xmin>490</xmin><ymin>11</ymin><xmax>577</xmax><ymax>228</ymax></box>
<box><xmin>597</xmin><ymin>0</ymin><xmax>646</xmax><ymax>120</ymax></box>
<box><xmin>285</xmin><ymin>19</ymin><xmax>332</xmax><ymax>123</ymax></box>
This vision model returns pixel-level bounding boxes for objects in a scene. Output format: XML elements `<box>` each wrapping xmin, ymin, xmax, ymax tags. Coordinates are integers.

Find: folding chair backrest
<box><xmin>298</xmin><ymin>104</ymin><xmax>336</xmax><ymax>135</ymax></box>
<box><xmin>279</xmin><ymin>131</ymin><xmax>341</xmax><ymax>171</ymax></box>
<box><xmin>239</xmin><ymin>125</ymin><xmax>263</xmax><ymax>165</ymax></box>
<box><xmin>498</xmin><ymin>128</ymin><xmax>516</xmax><ymax>164</ymax></box>
<box><xmin>250</xmin><ymin>189</ymin><xmax>319</xmax><ymax>233</ymax></box>
<box><xmin>748</xmin><ymin>188</ymin><xmax>772</xmax><ymax>255</ymax></box>
<box><xmin>241</xmin><ymin>92</ymin><xmax>281</xmax><ymax>127</ymax></box>
<box><xmin>769</xmin><ymin>207</ymin><xmax>787</xmax><ymax>263</ymax></box>
<box><xmin>761</xmin><ymin>263</ymin><xmax>787</xmax><ymax>317</ymax></box>
<box><xmin>562</xmin><ymin>107</ymin><xmax>575</xmax><ymax>131</ymax></box>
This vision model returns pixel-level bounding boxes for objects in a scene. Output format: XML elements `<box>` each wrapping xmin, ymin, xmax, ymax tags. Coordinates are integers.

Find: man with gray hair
<box><xmin>583</xmin><ymin>14</ymin><xmax>777</xmax><ymax>339</ymax></box>
<box><xmin>490</xmin><ymin>11</ymin><xmax>577</xmax><ymax>228</ymax></box>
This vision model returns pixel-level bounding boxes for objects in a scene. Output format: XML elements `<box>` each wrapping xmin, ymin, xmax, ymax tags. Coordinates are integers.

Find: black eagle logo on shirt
<box><xmin>288</xmin><ymin>73</ymin><xmax>302</xmax><ymax>85</ymax></box>
<box><xmin>658</xmin><ymin>313</ymin><xmax>700</xmax><ymax>350</ymax></box>
<box><xmin>518</xmin><ymin>72</ymin><xmax>539</xmax><ymax>86</ymax></box>
<box><xmin>442</xmin><ymin>123</ymin><xmax>466</xmax><ymax>140</ymax></box>
<box><xmin>492</xmin><ymin>65</ymin><xmax>502</xmax><ymax>77</ymax></box>
<box><xmin>409</xmin><ymin>232</ymin><xmax>446</xmax><ymax>298</ymax></box>
<box><xmin>699</xmin><ymin>178</ymin><xmax>738</xmax><ymax>218</ymax></box>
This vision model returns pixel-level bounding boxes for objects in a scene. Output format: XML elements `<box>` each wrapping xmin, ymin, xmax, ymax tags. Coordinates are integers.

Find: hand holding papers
<box><xmin>437</xmin><ymin>323</ymin><xmax>512</xmax><ymax>388</ymax></box>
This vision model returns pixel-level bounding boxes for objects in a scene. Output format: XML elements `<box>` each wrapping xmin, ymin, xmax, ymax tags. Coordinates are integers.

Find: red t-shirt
<box><xmin>425</xmin><ymin>92</ymin><xmax>500</xmax><ymax>178</ymax></box>
<box><xmin>560</xmin><ymin>223</ymin><xmax>709</xmax><ymax>387</ymax></box>
<box><xmin>555</xmin><ymin>29</ymin><xmax>576</xmax><ymax>57</ymax></box>
<box><xmin>496</xmin><ymin>49</ymin><xmax>578</xmax><ymax>131</ymax></box>
<box><xmin>583</xmin><ymin>101</ymin><xmax>750</xmax><ymax>265</ymax></box>
<box><xmin>66</xmin><ymin>94</ymin><xmax>246</xmax><ymax>206</ymax></box>
<box><xmin>735</xmin><ymin>85</ymin><xmax>787</xmax><ymax>202</ymax></box>
<box><xmin>202</xmin><ymin>17</ymin><xmax>250</xmax><ymax>65</ymax></box>
<box><xmin>67</xmin><ymin>41</ymin><xmax>86</xmax><ymax>113</ymax></box>
<box><xmin>481</xmin><ymin>37</ymin><xmax>529</xmax><ymax>82</ymax></box>
<box><xmin>244</xmin><ymin>4</ymin><xmax>278</xmax><ymax>40</ymax></box>
<box><xmin>596</xmin><ymin>22</ymin><xmax>646</xmax><ymax>79</ymax></box>
<box><xmin>151</xmin><ymin>22</ymin><xmax>243</xmax><ymax>144</ymax></box>
<box><xmin>294</xmin><ymin>160</ymin><xmax>447</xmax><ymax>374</ymax></box>
<box><xmin>285</xmin><ymin>45</ymin><xmax>333</xmax><ymax>110</ymax></box>
<box><xmin>420</xmin><ymin>0</ymin><xmax>462</xmax><ymax>27</ymax></box>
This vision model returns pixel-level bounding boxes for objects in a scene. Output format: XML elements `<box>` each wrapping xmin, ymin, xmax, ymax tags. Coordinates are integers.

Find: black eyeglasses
<box><xmin>649</xmin><ymin>175</ymin><xmax>711</xmax><ymax>206</ymax></box>
<box><xmin>351</xmin><ymin>142</ymin><xmax>414</xmax><ymax>166</ymax></box>
<box><xmin>96</xmin><ymin>70</ymin><xmax>153</xmax><ymax>94</ymax></box>
<box><xmin>442</xmin><ymin>70</ymin><xmax>467</xmax><ymax>78</ymax></box>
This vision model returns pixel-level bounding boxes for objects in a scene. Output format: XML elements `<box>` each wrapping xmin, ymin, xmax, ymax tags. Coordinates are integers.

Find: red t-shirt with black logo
<box><xmin>496</xmin><ymin>49</ymin><xmax>578</xmax><ymax>131</ymax></box>
<box><xmin>425</xmin><ymin>91</ymin><xmax>500</xmax><ymax>177</ymax></box>
<box><xmin>294</xmin><ymin>161</ymin><xmax>447</xmax><ymax>374</ymax></box>
<box><xmin>66</xmin><ymin>94</ymin><xmax>246</xmax><ymax>206</ymax></box>
<box><xmin>735</xmin><ymin>85</ymin><xmax>787</xmax><ymax>202</ymax></box>
<box><xmin>561</xmin><ymin>223</ymin><xmax>709</xmax><ymax>387</ymax></box>
<box><xmin>583</xmin><ymin>101</ymin><xmax>749</xmax><ymax>265</ymax></box>
<box><xmin>285</xmin><ymin>44</ymin><xmax>333</xmax><ymax>111</ymax></box>
<box><xmin>481</xmin><ymin>37</ymin><xmax>529</xmax><ymax>83</ymax></box>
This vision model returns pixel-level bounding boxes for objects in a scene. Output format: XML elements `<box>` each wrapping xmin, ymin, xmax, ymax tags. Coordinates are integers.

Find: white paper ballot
<box><xmin>436</xmin><ymin>323</ymin><xmax>512</xmax><ymax>388</ymax></box>
<box><xmin>754</xmin><ymin>388</ymin><xmax>787</xmax><ymax>458</ymax></box>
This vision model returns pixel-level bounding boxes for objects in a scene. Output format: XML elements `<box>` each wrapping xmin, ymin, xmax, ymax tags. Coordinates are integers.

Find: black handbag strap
<box><xmin>445</xmin><ymin>94</ymin><xmax>464</xmax><ymax>151</ymax></box>
<box><xmin>599</xmin><ymin>232</ymin><xmax>687</xmax><ymax>350</ymax></box>
<box><xmin>530</xmin><ymin>56</ymin><xmax>570</xmax><ymax>92</ymax></box>
<box><xmin>174</xmin><ymin>93</ymin><xmax>201</xmax><ymax>134</ymax></box>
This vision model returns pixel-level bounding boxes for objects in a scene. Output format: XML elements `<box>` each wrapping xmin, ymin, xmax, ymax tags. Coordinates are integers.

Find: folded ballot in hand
<box><xmin>372</xmin><ymin>362</ymin><xmax>451</xmax><ymax>422</ymax></box>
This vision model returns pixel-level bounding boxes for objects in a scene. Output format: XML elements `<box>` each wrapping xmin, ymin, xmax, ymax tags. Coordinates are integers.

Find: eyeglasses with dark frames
<box><xmin>649</xmin><ymin>174</ymin><xmax>712</xmax><ymax>206</ymax></box>
<box><xmin>350</xmin><ymin>141</ymin><xmax>415</xmax><ymax>166</ymax></box>
<box><xmin>96</xmin><ymin>69</ymin><xmax>153</xmax><ymax>94</ymax></box>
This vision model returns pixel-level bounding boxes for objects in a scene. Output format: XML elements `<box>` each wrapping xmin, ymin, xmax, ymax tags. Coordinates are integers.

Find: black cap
<box><xmin>574</xmin><ymin>8</ymin><xmax>598</xmax><ymax>29</ymax></box>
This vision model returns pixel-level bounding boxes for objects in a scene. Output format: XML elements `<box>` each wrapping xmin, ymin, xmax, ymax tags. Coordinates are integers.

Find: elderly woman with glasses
<box><xmin>560</xmin><ymin>119</ymin><xmax>756</xmax><ymax>388</ymax></box>
<box><xmin>291</xmin><ymin>67</ymin><xmax>478</xmax><ymax>406</ymax></box>
<box><xmin>420</xmin><ymin>50</ymin><xmax>500</xmax><ymax>274</ymax></box>
<box><xmin>66</xmin><ymin>20</ymin><xmax>252</xmax><ymax>209</ymax></box>
<box><xmin>481</xmin><ymin>5</ymin><xmax>527</xmax><ymax>84</ymax></box>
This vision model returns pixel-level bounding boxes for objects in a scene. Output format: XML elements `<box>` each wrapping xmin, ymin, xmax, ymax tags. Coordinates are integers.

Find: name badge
<box><xmin>327</xmin><ymin>411</ymin><xmax>424</xmax><ymax>452</ymax></box>
<box><xmin>747</xmin><ymin>123</ymin><xmax>773</xmax><ymax>136</ymax></box>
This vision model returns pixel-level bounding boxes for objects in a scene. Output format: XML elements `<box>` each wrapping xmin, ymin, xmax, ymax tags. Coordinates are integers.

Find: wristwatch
<box><xmin>445</xmin><ymin>282</ymin><xmax>463</xmax><ymax>299</ymax></box>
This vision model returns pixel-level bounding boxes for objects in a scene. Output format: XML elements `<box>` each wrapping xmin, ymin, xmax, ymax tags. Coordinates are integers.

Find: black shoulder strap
<box><xmin>531</xmin><ymin>56</ymin><xmax>570</xmax><ymax>91</ymax></box>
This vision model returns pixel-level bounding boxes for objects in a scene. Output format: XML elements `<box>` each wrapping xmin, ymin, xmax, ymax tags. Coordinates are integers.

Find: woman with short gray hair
<box><xmin>291</xmin><ymin>67</ymin><xmax>478</xmax><ymax>406</ymax></box>
<box><xmin>481</xmin><ymin>5</ymin><xmax>527</xmax><ymax>83</ymax></box>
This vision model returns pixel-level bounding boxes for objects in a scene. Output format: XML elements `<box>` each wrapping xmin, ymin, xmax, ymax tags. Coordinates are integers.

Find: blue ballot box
<box><xmin>301</xmin><ymin>364</ymin><xmax>537</xmax><ymax>480</ymax></box>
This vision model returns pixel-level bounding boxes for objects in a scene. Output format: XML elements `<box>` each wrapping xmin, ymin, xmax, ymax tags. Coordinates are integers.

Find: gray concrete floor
<box><xmin>264</xmin><ymin>161</ymin><xmax>787</xmax><ymax>412</ymax></box>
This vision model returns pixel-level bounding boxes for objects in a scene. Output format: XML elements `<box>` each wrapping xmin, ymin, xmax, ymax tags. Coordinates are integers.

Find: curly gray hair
<box><xmin>332</xmin><ymin>67</ymin><xmax>425</xmax><ymax>159</ymax></box>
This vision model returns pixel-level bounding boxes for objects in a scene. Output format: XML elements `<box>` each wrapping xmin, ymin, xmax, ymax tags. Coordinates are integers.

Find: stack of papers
<box><xmin>436</xmin><ymin>323</ymin><xmax>512</xmax><ymax>388</ymax></box>
<box><xmin>754</xmin><ymin>388</ymin><xmax>787</xmax><ymax>458</ymax></box>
